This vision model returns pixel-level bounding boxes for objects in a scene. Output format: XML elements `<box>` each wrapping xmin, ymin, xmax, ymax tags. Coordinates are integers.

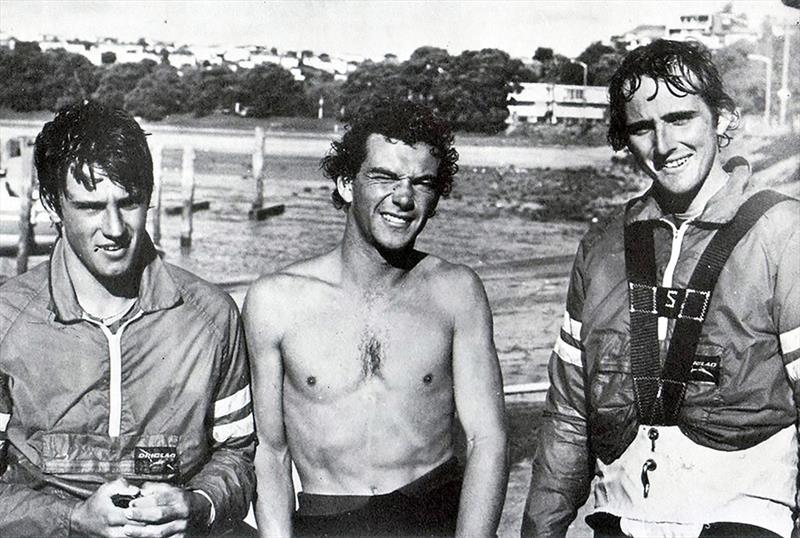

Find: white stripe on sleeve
<box><xmin>0</xmin><ymin>412</ymin><xmax>10</xmax><ymax>431</ymax></box>
<box><xmin>214</xmin><ymin>385</ymin><xmax>252</xmax><ymax>418</ymax></box>
<box><xmin>786</xmin><ymin>358</ymin><xmax>800</xmax><ymax>383</ymax></box>
<box><xmin>554</xmin><ymin>335</ymin><xmax>582</xmax><ymax>367</ymax></box>
<box><xmin>561</xmin><ymin>312</ymin><xmax>582</xmax><ymax>341</ymax></box>
<box><xmin>780</xmin><ymin>326</ymin><xmax>800</xmax><ymax>356</ymax></box>
<box><xmin>212</xmin><ymin>413</ymin><xmax>255</xmax><ymax>443</ymax></box>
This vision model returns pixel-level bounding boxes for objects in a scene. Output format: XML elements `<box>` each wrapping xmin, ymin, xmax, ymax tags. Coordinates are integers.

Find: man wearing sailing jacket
<box><xmin>522</xmin><ymin>40</ymin><xmax>799</xmax><ymax>537</ymax></box>
<box><xmin>0</xmin><ymin>102</ymin><xmax>255</xmax><ymax>537</ymax></box>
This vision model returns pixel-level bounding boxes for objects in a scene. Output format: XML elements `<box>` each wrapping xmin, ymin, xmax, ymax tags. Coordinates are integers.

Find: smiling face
<box><xmin>625</xmin><ymin>75</ymin><xmax>727</xmax><ymax>198</ymax></box>
<box><xmin>57</xmin><ymin>163</ymin><xmax>148</xmax><ymax>284</ymax></box>
<box><xmin>338</xmin><ymin>134</ymin><xmax>440</xmax><ymax>253</ymax></box>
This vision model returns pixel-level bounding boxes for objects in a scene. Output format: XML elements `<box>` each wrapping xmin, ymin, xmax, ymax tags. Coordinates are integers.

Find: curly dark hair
<box><xmin>321</xmin><ymin>100</ymin><xmax>459</xmax><ymax>209</ymax></box>
<box><xmin>34</xmin><ymin>101</ymin><xmax>153</xmax><ymax>215</ymax></box>
<box><xmin>607</xmin><ymin>39</ymin><xmax>739</xmax><ymax>151</ymax></box>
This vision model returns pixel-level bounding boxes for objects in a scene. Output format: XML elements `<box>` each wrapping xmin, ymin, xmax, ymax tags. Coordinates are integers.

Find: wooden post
<box><xmin>252</xmin><ymin>126</ymin><xmax>265</xmax><ymax>210</ymax></box>
<box><xmin>16</xmin><ymin>138</ymin><xmax>35</xmax><ymax>274</ymax></box>
<box><xmin>150</xmin><ymin>143</ymin><xmax>163</xmax><ymax>247</ymax></box>
<box><xmin>180</xmin><ymin>145</ymin><xmax>195</xmax><ymax>249</ymax></box>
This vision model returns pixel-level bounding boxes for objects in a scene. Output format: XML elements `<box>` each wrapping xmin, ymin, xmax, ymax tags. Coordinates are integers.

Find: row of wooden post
<box><xmin>11</xmin><ymin>128</ymin><xmax>270</xmax><ymax>273</ymax></box>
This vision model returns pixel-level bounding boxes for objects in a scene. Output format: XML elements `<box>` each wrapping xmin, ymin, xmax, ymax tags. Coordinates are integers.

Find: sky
<box><xmin>1</xmin><ymin>0</ymin><xmax>797</xmax><ymax>60</ymax></box>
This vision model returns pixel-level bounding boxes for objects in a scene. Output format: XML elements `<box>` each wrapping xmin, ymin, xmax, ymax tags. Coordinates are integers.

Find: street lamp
<box><xmin>570</xmin><ymin>59</ymin><xmax>588</xmax><ymax>123</ymax></box>
<box><xmin>748</xmin><ymin>53</ymin><xmax>772</xmax><ymax>125</ymax></box>
<box><xmin>570</xmin><ymin>59</ymin><xmax>588</xmax><ymax>87</ymax></box>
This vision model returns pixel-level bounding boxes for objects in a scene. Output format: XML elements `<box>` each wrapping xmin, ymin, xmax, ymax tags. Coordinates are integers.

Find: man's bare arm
<box><xmin>450</xmin><ymin>267</ymin><xmax>509</xmax><ymax>537</ymax></box>
<box><xmin>243</xmin><ymin>277</ymin><xmax>295</xmax><ymax>538</ymax></box>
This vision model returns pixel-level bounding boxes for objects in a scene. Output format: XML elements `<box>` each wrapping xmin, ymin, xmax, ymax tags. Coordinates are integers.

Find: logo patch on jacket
<box><xmin>134</xmin><ymin>447</ymin><xmax>178</xmax><ymax>475</ymax></box>
<box><xmin>689</xmin><ymin>356</ymin><xmax>720</xmax><ymax>384</ymax></box>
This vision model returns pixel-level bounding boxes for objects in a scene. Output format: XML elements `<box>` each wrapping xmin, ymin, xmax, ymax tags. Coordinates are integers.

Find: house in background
<box><xmin>508</xmin><ymin>83</ymin><xmax>608</xmax><ymax>124</ymax></box>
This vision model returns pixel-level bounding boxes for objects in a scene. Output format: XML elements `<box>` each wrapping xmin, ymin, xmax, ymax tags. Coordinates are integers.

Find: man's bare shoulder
<box><xmin>244</xmin><ymin>249</ymin><xmax>341</xmax><ymax>315</ymax></box>
<box><xmin>413</xmin><ymin>254</ymin><xmax>487</xmax><ymax>310</ymax></box>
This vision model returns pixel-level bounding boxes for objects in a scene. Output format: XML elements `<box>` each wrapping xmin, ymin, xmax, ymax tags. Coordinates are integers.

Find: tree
<box><xmin>40</xmin><ymin>48</ymin><xmax>101</xmax><ymax>110</ymax></box>
<box><xmin>534</xmin><ymin>47</ymin><xmax>554</xmax><ymax>62</ymax></box>
<box><xmin>0</xmin><ymin>41</ymin><xmax>49</xmax><ymax>111</ymax></box>
<box><xmin>234</xmin><ymin>63</ymin><xmax>308</xmax><ymax>117</ymax></box>
<box><xmin>92</xmin><ymin>61</ymin><xmax>156</xmax><ymax>109</ymax></box>
<box><xmin>184</xmin><ymin>64</ymin><xmax>238</xmax><ymax>116</ymax></box>
<box><xmin>124</xmin><ymin>65</ymin><xmax>188</xmax><ymax>120</ymax></box>
<box><xmin>101</xmin><ymin>51</ymin><xmax>117</xmax><ymax>65</ymax></box>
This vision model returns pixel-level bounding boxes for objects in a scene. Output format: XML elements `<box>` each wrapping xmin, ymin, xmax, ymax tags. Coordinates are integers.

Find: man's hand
<box><xmin>122</xmin><ymin>482</ymin><xmax>211</xmax><ymax>538</ymax></box>
<box><xmin>69</xmin><ymin>478</ymin><xmax>141</xmax><ymax>537</ymax></box>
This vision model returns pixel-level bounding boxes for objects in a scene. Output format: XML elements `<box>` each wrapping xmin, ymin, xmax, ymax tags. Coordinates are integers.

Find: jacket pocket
<box><xmin>41</xmin><ymin>432</ymin><xmax>180</xmax><ymax>482</ymax></box>
<box><xmin>585</xmin><ymin>329</ymin><xmax>639</xmax><ymax>464</ymax></box>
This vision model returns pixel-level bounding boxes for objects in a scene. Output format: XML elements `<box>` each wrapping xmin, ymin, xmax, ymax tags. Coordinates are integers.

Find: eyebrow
<box><xmin>626</xmin><ymin>110</ymin><xmax>698</xmax><ymax>131</ymax></box>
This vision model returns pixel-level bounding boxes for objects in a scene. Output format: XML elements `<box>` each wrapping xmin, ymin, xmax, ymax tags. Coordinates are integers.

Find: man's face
<box><xmin>339</xmin><ymin>134</ymin><xmax>440</xmax><ymax>252</ymax></box>
<box><xmin>57</xmin><ymin>164</ymin><xmax>148</xmax><ymax>282</ymax></box>
<box><xmin>625</xmin><ymin>75</ymin><xmax>724</xmax><ymax>196</ymax></box>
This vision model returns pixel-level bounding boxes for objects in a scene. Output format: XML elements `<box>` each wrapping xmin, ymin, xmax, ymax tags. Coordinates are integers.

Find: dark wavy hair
<box><xmin>34</xmin><ymin>101</ymin><xmax>153</xmax><ymax>215</ymax></box>
<box><xmin>321</xmin><ymin>100</ymin><xmax>459</xmax><ymax>209</ymax></box>
<box><xmin>607</xmin><ymin>39</ymin><xmax>739</xmax><ymax>151</ymax></box>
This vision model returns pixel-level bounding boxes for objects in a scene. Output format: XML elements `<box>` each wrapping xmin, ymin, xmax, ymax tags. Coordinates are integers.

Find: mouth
<box><xmin>380</xmin><ymin>212</ymin><xmax>413</xmax><ymax>227</ymax></box>
<box><xmin>95</xmin><ymin>243</ymin><xmax>129</xmax><ymax>256</ymax></box>
<box><xmin>659</xmin><ymin>154</ymin><xmax>691</xmax><ymax>170</ymax></box>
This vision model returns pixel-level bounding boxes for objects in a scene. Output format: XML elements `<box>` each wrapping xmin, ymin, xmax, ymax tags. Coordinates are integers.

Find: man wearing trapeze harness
<box><xmin>523</xmin><ymin>39</ymin><xmax>799</xmax><ymax>538</ymax></box>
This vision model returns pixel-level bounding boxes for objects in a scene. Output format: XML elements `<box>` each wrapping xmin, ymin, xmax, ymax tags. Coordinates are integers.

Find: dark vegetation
<box><xmin>3</xmin><ymin>28</ymin><xmax>796</xmax><ymax>132</ymax></box>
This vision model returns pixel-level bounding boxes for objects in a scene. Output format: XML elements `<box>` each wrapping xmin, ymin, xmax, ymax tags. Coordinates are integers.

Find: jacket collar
<box><xmin>48</xmin><ymin>235</ymin><xmax>182</xmax><ymax>323</ymax></box>
<box><xmin>626</xmin><ymin>157</ymin><xmax>751</xmax><ymax>226</ymax></box>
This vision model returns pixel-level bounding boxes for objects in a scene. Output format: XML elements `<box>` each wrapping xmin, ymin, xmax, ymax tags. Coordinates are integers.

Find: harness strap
<box><xmin>624</xmin><ymin>190</ymin><xmax>791</xmax><ymax>425</ymax></box>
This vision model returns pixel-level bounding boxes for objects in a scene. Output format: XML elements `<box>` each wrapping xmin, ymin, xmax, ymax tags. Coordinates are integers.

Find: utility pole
<box><xmin>778</xmin><ymin>25</ymin><xmax>791</xmax><ymax>126</ymax></box>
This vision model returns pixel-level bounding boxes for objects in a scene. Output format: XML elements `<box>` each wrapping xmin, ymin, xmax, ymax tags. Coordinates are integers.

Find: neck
<box><xmin>339</xmin><ymin>219</ymin><xmax>424</xmax><ymax>289</ymax></box>
<box><xmin>63</xmin><ymin>244</ymin><xmax>139</xmax><ymax>319</ymax></box>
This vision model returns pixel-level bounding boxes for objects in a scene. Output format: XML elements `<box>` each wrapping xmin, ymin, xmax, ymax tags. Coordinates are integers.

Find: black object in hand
<box><xmin>111</xmin><ymin>493</ymin><xmax>138</xmax><ymax>508</ymax></box>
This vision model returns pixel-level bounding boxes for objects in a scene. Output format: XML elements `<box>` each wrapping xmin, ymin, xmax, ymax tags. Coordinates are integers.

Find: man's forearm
<box><xmin>254</xmin><ymin>447</ymin><xmax>294</xmax><ymax>538</ymax></box>
<box><xmin>186</xmin><ymin>442</ymin><xmax>255</xmax><ymax>527</ymax></box>
<box><xmin>0</xmin><ymin>483</ymin><xmax>79</xmax><ymax>538</ymax></box>
<box><xmin>456</xmin><ymin>434</ymin><xmax>509</xmax><ymax>538</ymax></box>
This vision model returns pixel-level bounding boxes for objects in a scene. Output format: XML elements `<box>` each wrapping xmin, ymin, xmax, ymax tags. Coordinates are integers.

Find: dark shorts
<box><xmin>293</xmin><ymin>457</ymin><xmax>463</xmax><ymax>537</ymax></box>
<box><xmin>587</xmin><ymin>512</ymin><xmax>782</xmax><ymax>538</ymax></box>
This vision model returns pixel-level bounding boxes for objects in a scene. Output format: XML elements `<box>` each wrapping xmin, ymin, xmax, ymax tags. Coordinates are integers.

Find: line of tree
<box><xmin>1</xmin><ymin>32</ymin><xmax>796</xmax><ymax>133</ymax></box>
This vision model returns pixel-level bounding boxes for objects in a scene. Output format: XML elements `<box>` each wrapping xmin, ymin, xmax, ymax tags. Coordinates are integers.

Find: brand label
<box><xmin>689</xmin><ymin>356</ymin><xmax>720</xmax><ymax>384</ymax></box>
<box><xmin>134</xmin><ymin>446</ymin><xmax>178</xmax><ymax>476</ymax></box>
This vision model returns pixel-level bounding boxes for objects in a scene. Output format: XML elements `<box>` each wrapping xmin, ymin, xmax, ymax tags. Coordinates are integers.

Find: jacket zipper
<box><xmin>658</xmin><ymin>218</ymin><xmax>693</xmax><ymax>341</ymax></box>
<box><xmin>85</xmin><ymin>311</ymin><xmax>143</xmax><ymax>438</ymax></box>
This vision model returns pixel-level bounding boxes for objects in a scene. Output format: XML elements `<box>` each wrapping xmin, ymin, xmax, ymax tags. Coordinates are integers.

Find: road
<box><xmin>1</xmin><ymin>119</ymin><xmax>614</xmax><ymax>168</ymax></box>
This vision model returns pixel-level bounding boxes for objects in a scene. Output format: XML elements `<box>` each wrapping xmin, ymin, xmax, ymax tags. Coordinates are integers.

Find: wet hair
<box><xmin>34</xmin><ymin>101</ymin><xmax>153</xmax><ymax>215</ymax></box>
<box><xmin>321</xmin><ymin>100</ymin><xmax>459</xmax><ymax>209</ymax></box>
<box><xmin>607</xmin><ymin>39</ymin><xmax>739</xmax><ymax>151</ymax></box>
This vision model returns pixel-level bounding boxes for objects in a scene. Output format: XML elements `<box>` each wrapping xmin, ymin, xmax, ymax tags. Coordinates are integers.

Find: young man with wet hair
<box><xmin>244</xmin><ymin>100</ymin><xmax>508</xmax><ymax>537</ymax></box>
<box><xmin>523</xmin><ymin>39</ymin><xmax>799</xmax><ymax>538</ymax></box>
<box><xmin>0</xmin><ymin>101</ymin><xmax>256</xmax><ymax>537</ymax></box>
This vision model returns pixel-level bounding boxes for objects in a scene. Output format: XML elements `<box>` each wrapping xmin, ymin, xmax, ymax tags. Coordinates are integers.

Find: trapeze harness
<box><xmin>623</xmin><ymin>189</ymin><xmax>791</xmax><ymax>499</ymax></box>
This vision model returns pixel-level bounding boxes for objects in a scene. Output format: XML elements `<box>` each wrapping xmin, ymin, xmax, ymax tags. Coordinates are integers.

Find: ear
<box><xmin>716</xmin><ymin>110</ymin><xmax>732</xmax><ymax>135</ymax></box>
<box><xmin>336</xmin><ymin>176</ymin><xmax>353</xmax><ymax>204</ymax></box>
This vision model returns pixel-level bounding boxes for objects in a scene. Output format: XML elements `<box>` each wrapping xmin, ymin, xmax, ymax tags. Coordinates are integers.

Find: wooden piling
<box><xmin>180</xmin><ymin>145</ymin><xmax>195</xmax><ymax>249</ymax></box>
<box><xmin>251</xmin><ymin>126</ymin><xmax>265</xmax><ymax>211</ymax></box>
<box><xmin>150</xmin><ymin>143</ymin><xmax>163</xmax><ymax>247</ymax></box>
<box><xmin>16</xmin><ymin>138</ymin><xmax>35</xmax><ymax>275</ymax></box>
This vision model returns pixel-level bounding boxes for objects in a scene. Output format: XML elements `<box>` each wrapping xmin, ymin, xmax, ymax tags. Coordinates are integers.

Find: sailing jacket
<box><xmin>0</xmin><ymin>238</ymin><xmax>256</xmax><ymax>537</ymax></box>
<box><xmin>523</xmin><ymin>161</ymin><xmax>800</xmax><ymax>537</ymax></box>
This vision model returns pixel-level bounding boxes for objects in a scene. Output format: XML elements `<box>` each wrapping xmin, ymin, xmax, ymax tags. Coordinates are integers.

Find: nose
<box><xmin>653</xmin><ymin>122</ymin><xmax>674</xmax><ymax>157</ymax></box>
<box><xmin>392</xmin><ymin>179</ymin><xmax>415</xmax><ymax>210</ymax></box>
<box><xmin>102</xmin><ymin>206</ymin><xmax>126</xmax><ymax>239</ymax></box>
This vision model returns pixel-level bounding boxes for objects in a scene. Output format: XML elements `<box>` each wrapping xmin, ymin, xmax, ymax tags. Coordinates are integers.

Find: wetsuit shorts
<box><xmin>293</xmin><ymin>457</ymin><xmax>463</xmax><ymax>537</ymax></box>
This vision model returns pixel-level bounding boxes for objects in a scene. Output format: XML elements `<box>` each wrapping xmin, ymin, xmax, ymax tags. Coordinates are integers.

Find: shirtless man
<box><xmin>244</xmin><ymin>101</ymin><xmax>508</xmax><ymax>537</ymax></box>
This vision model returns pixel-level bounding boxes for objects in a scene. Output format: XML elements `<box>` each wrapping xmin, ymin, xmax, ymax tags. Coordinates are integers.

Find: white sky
<box><xmin>1</xmin><ymin>0</ymin><xmax>797</xmax><ymax>60</ymax></box>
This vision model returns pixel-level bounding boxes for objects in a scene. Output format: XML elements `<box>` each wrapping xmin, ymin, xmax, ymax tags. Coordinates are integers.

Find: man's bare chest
<box><xmin>281</xmin><ymin>296</ymin><xmax>453</xmax><ymax>392</ymax></box>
